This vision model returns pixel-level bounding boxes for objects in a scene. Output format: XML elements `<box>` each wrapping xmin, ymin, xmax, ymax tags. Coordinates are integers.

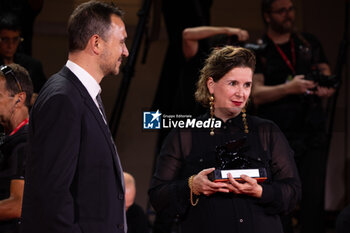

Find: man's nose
<box><xmin>123</xmin><ymin>44</ymin><xmax>129</xmax><ymax>57</ymax></box>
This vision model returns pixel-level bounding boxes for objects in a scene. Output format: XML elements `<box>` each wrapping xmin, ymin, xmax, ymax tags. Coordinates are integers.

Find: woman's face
<box><xmin>207</xmin><ymin>67</ymin><xmax>253</xmax><ymax>121</ymax></box>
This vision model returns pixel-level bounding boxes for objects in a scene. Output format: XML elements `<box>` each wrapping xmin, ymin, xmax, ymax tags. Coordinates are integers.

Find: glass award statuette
<box><xmin>208</xmin><ymin>138</ymin><xmax>267</xmax><ymax>183</ymax></box>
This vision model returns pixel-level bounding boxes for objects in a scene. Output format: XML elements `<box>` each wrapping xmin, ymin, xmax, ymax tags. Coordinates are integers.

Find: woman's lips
<box><xmin>232</xmin><ymin>101</ymin><xmax>242</xmax><ymax>106</ymax></box>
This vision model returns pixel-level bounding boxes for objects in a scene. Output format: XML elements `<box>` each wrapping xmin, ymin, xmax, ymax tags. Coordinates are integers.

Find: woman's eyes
<box><xmin>229</xmin><ymin>81</ymin><xmax>238</xmax><ymax>86</ymax></box>
<box><xmin>228</xmin><ymin>81</ymin><xmax>252</xmax><ymax>87</ymax></box>
<box><xmin>244</xmin><ymin>82</ymin><xmax>252</xmax><ymax>88</ymax></box>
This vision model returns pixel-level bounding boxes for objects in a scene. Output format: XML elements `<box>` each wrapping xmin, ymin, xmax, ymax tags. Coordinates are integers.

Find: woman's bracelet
<box><xmin>188</xmin><ymin>175</ymin><xmax>199</xmax><ymax>206</ymax></box>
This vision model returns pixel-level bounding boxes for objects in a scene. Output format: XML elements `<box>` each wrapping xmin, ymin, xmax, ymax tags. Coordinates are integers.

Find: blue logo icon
<box><xmin>143</xmin><ymin>110</ymin><xmax>162</xmax><ymax>129</ymax></box>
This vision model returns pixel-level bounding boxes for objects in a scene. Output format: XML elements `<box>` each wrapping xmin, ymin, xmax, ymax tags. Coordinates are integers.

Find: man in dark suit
<box><xmin>20</xmin><ymin>1</ymin><xmax>129</xmax><ymax>233</ymax></box>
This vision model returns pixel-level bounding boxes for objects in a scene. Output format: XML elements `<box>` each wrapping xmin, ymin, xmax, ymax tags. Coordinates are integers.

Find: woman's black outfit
<box><xmin>149</xmin><ymin>113</ymin><xmax>301</xmax><ymax>233</ymax></box>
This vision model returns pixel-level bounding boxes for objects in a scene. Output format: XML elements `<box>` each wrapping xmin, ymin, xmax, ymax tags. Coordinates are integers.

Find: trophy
<box><xmin>208</xmin><ymin>137</ymin><xmax>267</xmax><ymax>183</ymax></box>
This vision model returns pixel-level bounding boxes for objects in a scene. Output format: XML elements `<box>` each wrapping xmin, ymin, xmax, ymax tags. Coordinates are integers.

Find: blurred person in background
<box><xmin>251</xmin><ymin>0</ymin><xmax>335</xmax><ymax>232</ymax></box>
<box><xmin>124</xmin><ymin>172</ymin><xmax>149</xmax><ymax>233</ymax></box>
<box><xmin>0</xmin><ymin>64</ymin><xmax>33</xmax><ymax>233</ymax></box>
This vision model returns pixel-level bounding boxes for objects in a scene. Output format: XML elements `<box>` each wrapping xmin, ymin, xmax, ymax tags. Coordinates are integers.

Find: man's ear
<box><xmin>207</xmin><ymin>77</ymin><xmax>215</xmax><ymax>94</ymax></box>
<box><xmin>15</xmin><ymin>92</ymin><xmax>26</xmax><ymax>106</ymax></box>
<box><xmin>89</xmin><ymin>34</ymin><xmax>103</xmax><ymax>55</ymax></box>
<box><xmin>264</xmin><ymin>13</ymin><xmax>271</xmax><ymax>23</ymax></box>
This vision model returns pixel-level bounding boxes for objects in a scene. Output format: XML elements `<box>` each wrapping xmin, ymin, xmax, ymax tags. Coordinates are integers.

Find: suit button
<box><xmin>118</xmin><ymin>193</ymin><xmax>124</xmax><ymax>200</ymax></box>
<box><xmin>117</xmin><ymin>224</ymin><xmax>124</xmax><ymax>229</ymax></box>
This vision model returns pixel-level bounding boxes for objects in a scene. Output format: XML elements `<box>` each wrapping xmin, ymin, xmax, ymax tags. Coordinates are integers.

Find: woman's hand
<box><xmin>192</xmin><ymin>168</ymin><xmax>230</xmax><ymax>196</ymax></box>
<box><xmin>227</xmin><ymin>173</ymin><xmax>263</xmax><ymax>198</ymax></box>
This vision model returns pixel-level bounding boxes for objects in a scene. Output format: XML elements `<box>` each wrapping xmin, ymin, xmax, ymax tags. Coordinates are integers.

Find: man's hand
<box><xmin>286</xmin><ymin>75</ymin><xmax>316</xmax><ymax>95</ymax></box>
<box><xmin>315</xmin><ymin>86</ymin><xmax>335</xmax><ymax>98</ymax></box>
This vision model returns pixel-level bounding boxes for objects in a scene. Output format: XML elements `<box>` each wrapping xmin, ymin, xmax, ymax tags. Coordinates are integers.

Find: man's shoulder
<box><xmin>252</xmin><ymin>34</ymin><xmax>273</xmax><ymax>58</ymax></box>
<box><xmin>299</xmin><ymin>32</ymin><xmax>318</xmax><ymax>39</ymax></box>
<box><xmin>1</xmin><ymin>125</ymin><xmax>29</xmax><ymax>154</ymax></box>
<box><xmin>256</xmin><ymin>34</ymin><xmax>272</xmax><ymax>46</ymax></box>
<box><xmin>44</xmin><ymin>69</ymin><xmax>77</xmax><ymax>93</ymax></box>
<box><xmin>36</xmin><ymin>67</ymin><xmax>84</xmax><ymax>107</ymax></box>
<box><xmin>295</xmin><ymin>32</ymin><xmax>322</xmax><ymax>46</ymax></box>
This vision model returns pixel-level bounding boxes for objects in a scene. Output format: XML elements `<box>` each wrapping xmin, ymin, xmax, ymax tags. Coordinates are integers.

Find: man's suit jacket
<box><xmin>21</xmin><ymin>66</ymin><xmax>126</xmax><ymax>233</ymax></box>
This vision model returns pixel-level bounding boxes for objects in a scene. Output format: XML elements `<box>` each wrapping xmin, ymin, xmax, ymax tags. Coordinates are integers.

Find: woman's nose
<box><xmin>235</xmin><ymin>86</ymin><xmax>243</xmax><ymax>97</ymax></box>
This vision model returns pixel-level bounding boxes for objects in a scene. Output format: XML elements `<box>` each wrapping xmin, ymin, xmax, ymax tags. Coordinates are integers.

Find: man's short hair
<box><xmin>0</xmin><ymin>12</ymin><xmax>21</xmax><ymax>31</ymax></box>
<box><xmin>67</xmin><ymin>0</ymin><xmax>124</xmax><ymax>52</ymax></box>
<box><xmin>261</xmin><ymin>0</ymin><xmax>294</xmax><ymax>26</ymax></box>
<box><xmin>261</xmin><ymin>0</ymin><xmax>278</xmax><ymax>15</ymax></box>
<box><xmin>0</xmin><ymin>64</ymin><xmax>33</xmax><ymax>108</ymax></box>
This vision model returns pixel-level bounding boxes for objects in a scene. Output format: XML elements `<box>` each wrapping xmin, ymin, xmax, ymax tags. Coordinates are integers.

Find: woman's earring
<box><xmin>209</xmin><ymin>95</ymin><xmax>215</xmax><ymax>136</ymax></box>
<box><xmin>242</xmin><ymin>108</ymin><xmax>248</xmax><ymax>134</ymax></box>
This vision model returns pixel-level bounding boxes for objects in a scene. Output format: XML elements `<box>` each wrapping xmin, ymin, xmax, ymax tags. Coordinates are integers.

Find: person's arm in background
<box><xmin>314</xmin><ymin>63</ymin><xmax>335</xmax><ymax>98</ymax></box>
<box><xmin>251</xmin><ymin>66</ymin><xmax>334</xmax><ymax>106</ymax></box>
<box><xmin>306</xmin><ymin>33</ymin><xmax>335</xmax><ymax>98</ymax></box>
<box><xmin>0</xmin><ymin>140</ymin><xmax>27</xmax><ymax>220</ymax></box>
<box><xmin>0</xmin><ymin>180</ymin><xmax>24</xmax><ymax>220</ymax></box>
<box><xmin>182</xmin><ymin>26</ymin><xmax>249</xmax><ymax>59</ymax></box>
<box><xmin>251</xmin><ymin>73</ymin><xmax>316</xmax><ymax>106</ymax></box>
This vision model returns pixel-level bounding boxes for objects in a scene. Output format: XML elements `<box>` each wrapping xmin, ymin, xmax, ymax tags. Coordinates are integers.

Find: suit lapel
<box><xmin>58</xmin><ymin>66</ymin><xmax>124</xmax><ymax>191</ymax></box>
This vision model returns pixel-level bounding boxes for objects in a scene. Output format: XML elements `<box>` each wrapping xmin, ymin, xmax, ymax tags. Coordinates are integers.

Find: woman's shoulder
<box><xmin>248</xmin><ymin>115</ymin><xmax>280</xmax><ymax>131</ymax></box>
<box><xmin>248</xmin><ymin>115</ymin><xmax>275</xmax><ymax>125</ymax></box>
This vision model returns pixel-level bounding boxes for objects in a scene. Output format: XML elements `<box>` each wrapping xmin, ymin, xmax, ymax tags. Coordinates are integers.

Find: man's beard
<box><xmin>270</xmin><ymin>18</ymin><xmax>294</xmax><ymax>34</ymax></box>
<box><xmin>101</xmin><ymin>62</ymin><xmax>118</xmax><ymax>76</ymax></box>
<box><xmin>100</xmin><ymin>52</ymin><xmax>120</xmax><ymax>76</ymax></box>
